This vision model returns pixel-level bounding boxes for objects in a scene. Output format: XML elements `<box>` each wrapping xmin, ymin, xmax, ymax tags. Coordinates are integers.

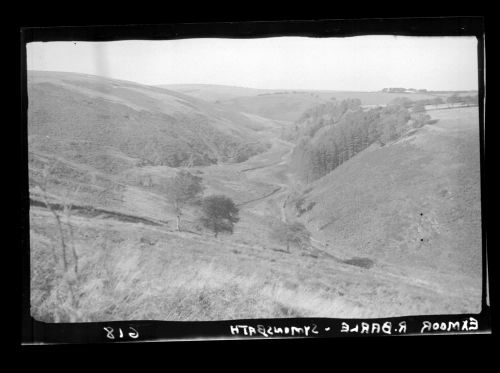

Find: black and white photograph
<box><xmin>21</xmin><ymin>18</ymin><xmax>489</xmax><ymax>342</ymax></box>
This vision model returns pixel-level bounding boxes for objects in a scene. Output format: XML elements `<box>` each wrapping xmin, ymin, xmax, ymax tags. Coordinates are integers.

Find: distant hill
<box><xmin>161</xmin><ymin>84</ymin><xmax>445</xmax><ymax>122</ymax></box>
<box><xmin>156</xmin><ymin>83</ymin><xmax>272</xmax><ymax>102</ymax></box>
<box><xmin>219</xmin><ymin>91</ymin><xmax>449</xmax><ymax>122</ymax></box>
<box><xmin>28</xmin><ymin>71</ymin><xmax>270</xmax><ymax>171</ymax></box>
<box><xmin>287</xmin><ymin>107</ymin><xmax>482</xmax><ymax>302</ymax></box>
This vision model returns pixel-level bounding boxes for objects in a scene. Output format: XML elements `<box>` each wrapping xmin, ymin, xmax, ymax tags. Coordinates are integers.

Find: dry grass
<box><xmin>31</xmin><ymin>228</ymin><xmax>339</xmax><ymax>321</ymax></box>
<box><xmin>30</xmin><ymin>201</ymin><xmax>478</xmax><ymax>323</ymax></box>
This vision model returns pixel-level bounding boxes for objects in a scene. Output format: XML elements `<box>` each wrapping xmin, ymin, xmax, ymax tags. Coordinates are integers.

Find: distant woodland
<box><xmin>286</xmin><ymin>97</ymin><xmax>442</xmax><ymax>183</ymax></box>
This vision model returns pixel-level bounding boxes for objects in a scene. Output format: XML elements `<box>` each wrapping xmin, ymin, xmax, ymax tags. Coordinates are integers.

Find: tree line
<box><xmin>445</xmin><ymin>93</ymin><xmax>478</xmax><ymax>107</ymax></box>
<box><xmin>390</xmin><ymin>96</ymin><xmax>444</xmax><ymax>109</ymax></box>
<box><xmin>289</xmin><ymin>99</ymin><xmax>431</xmax><ymax>183</ymax></box>
<box><xmin>390</xmin><ymin>94</ymin><xmax>478</xmax><ymax>110</ymax></box>
<box><xmin>382</xmin><ymin>87</ymin><xmax>429</xmax><ymax>93</ymax></box>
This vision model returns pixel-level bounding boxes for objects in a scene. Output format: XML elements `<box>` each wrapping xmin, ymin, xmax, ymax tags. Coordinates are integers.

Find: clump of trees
<box><xmin>389</xmin><ymin>93</ymin><xmax>481</xmax><ymax>116</ymax></box>
<box><xmin>164</xmin><ymin>171</ymin><xmax>240</xmax><ymax>237</ymax></box>
<box><xmin>446</xmin><ymin>93</ymin><xmax>478</xmax><ymax>107</ymax></box>
<box><xmin>289</xmin><ymin>100</ymin><xmax>413</xmax><ymax>183</ymax></box>
<box><xmin>411</xmin><ymin>111</ymin><xmax>432</xmax><ymax>129</ymax></box>
<box><xmin>409</xmin><ymin>103</ymin><xmax>431</xmax><ymax>129</ymax></box>
<box><xmin>200</xmin><ymin>195</ymin><xmax>240</xmax><ymax>237</ymax></box>
<box><xmin>394</xmin><ymin>93</ymin><xmax>478</xmax><ymax>109</ymax></box>
<box><xmin>269</xmin><ymin>221</ymin><xmax>311</xmax><ymax>253</ymax></box>
<box><xmin>283</xmin><ymin>99</ymin><xmax>361</xmax><ymax>142</ymax></box>
<box><xmin>382</xmin><ymin>87</ymin><xmax>410</xmax><ymax>93</ymax></box>
<box><xmin>389</xmin><ymin>96</ymin><xmax>444</xmax><ymax>109</ymax></box>
<box><xmin>382</xmin><ymin>87</ymin><xmax>429</xmax><ymax>93</ymax></box>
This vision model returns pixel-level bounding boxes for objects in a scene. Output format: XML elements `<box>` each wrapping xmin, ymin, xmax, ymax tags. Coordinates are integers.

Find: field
<box><xmin>28</xmin><ymin>73</ymin><xmax>483</xmax><ymax>322</ymax></box>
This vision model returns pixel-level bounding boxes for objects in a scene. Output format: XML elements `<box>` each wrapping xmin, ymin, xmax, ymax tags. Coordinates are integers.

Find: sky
<box><xmin>26</xmin><ymin>36</ymin><xmax>478</xmax><ymax>91</ymax></box>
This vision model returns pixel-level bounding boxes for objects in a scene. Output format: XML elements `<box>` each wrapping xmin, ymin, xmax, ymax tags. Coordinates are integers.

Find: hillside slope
<box><xmin>156</xmin><ymin>83</ymin><xmax>271</xmax><ymax>102</ymax></box>
<box><xmin>161</xmin><ymin>84</ymin><xmax>450</xmax><ymax>123</ymax></box>
<box><xmin>290</xmin><ymin>107</ymin><xmax>482</xmax><ymax>304</ymax></box>
<box><xmin>216</xmin><ymin>91</ymin><xmax>442</xmax><ymax>122</ymax></box>
<box><xmin>28</xmin><ymin>71</ymin><xmax>270</xmax><ymax>170</ymax></box>
<box><xmin>28</xmin><ymin>77</ymin><xmax>482</xmax><ymax>321</ymax></box>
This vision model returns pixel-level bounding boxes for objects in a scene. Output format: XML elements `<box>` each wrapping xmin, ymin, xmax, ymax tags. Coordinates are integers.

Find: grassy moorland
<box><xmin>28</xmin><ymin>71</ymin><xmax>271</xmax><ymax>170</ymax></box>
<box><xmin>28</xmin><ymin>74</ymin><xmax>482</xmax><ymax>322</ymax></box>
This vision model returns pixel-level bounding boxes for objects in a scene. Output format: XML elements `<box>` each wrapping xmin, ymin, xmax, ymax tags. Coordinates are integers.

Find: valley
<box><xmin>28</xmin><ymin>72</ymin><xmax>482</xmax><ymax>322</ymax></box>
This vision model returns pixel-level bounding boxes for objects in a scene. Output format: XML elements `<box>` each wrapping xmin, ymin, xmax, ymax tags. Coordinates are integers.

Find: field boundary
<box><xmin>29</xmin><ymin>198</ymin><xmax>165</xmax><ymax>226</ymax></box>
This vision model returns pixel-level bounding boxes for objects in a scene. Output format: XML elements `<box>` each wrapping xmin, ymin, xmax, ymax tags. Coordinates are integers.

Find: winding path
<box><xmin>234</xmin><ymin>133</ymin><xmax>294</xmax><ymax>222</ymax></box>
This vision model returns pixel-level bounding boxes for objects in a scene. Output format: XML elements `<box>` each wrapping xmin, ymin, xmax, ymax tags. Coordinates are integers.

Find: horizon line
<box><xmin>26</xmin><ymin>69</ymin><xmax>479</xmax><ymax>93</ymax></box>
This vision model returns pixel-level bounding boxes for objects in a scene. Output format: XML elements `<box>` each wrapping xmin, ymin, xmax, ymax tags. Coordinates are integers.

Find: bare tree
<box><xmin>165</xmin><ymin>170</ymin><xmax>204</xmax><ymax>231</ymax></box>
<box><xmin>33</xmin><ymin>160</ymin><xmax>82</xmax><ymax>321</ymax></box>
<box><xmin>61</xmin><ymin>185</ymin><xmax>81</xmax><ymax>274</ymax></box>
<box><xmin>34</xmin><ymin>162</ymin><xmax>81</xmax><ymax>274</ymax></box>
<box><xmin>36</xmin><ymin>162</ymin><xmax>68</xmax><ymax>272</ymax></box>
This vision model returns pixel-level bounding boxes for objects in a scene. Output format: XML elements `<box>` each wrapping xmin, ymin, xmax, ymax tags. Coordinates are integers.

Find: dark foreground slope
<box><xmin>28</xmin><ymin>71</ymin><xmax>270</xmax><ymax>171</ymax></box>
<box><xmin>291</xmin><ymin>107</ymin><xmax>482</xmax><ymax>305</ymax></box>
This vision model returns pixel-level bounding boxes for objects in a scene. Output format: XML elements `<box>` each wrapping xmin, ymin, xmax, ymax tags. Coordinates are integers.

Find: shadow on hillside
<box><xmin>30</xmin><ymin>198</ymin><xmax>166</xmax><ymax>227</ymax></box>
<box><xmin>342</xmin><ymin>257</ymin><xmax>374</xmax><ymax>269</ymax></box>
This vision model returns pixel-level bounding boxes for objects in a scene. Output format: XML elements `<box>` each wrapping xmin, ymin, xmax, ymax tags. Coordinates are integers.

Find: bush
<box><xmin>295</xmin><ymin>198</ymin><xmax>316</xmax><ymax>217</ymax></box>
<box><xmin>411</xmin><ymin>113</ymin><xmax>432</xmax><ymax>129</ymax></box>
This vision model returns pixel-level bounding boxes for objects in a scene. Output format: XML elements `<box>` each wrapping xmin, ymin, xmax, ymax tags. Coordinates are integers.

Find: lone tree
<box><xmin>270</xmin><ymin>221</ymin><xmax>311</xmax><ymax>253</ymax></box>
<box><xmin>200</xmin><ymin>195</ymin><xmax>239</xmax><ymax>237</ymax></box>
<box><xmin>165</xmin><ymin>170</ymin><xmax>204</xmax><ymax>231</ymax></box>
